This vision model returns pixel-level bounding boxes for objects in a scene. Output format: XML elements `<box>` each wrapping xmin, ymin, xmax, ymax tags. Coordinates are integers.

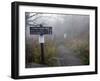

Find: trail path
<box><xmin>57</xmin><ymin>44</ymin><xmax>83</xmax><ymax>66</ymax></box>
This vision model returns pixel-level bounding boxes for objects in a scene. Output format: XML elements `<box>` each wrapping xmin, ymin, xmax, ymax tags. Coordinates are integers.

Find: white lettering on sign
<box><xmin>39</xmin><ymin>35</ymin><xmax>45</xmax><ymax>43</ymax></box>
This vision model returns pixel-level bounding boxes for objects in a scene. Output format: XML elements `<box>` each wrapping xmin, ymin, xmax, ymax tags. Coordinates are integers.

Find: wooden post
<box><xmin>40</xmin><ymin>43</ymin><xmax>45</xmax><ymax>64</ymax></box>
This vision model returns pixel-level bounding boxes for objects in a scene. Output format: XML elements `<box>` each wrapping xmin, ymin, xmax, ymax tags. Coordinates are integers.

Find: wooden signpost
<box><xmin>30</xmin><ymin>24</ymin><xmax>52</xmax><ymax>64</ymax></box>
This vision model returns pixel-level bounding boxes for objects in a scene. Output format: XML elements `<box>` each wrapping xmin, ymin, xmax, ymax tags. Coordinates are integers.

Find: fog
<box><xmin>25</xmin><ymin>12</ymin><xmax>89</xmax><ymax>44</ymax></box>
<box><xmin>25</xmin><ymin>12</ymin><xmax>89</xmax><ymax>67</ymax></box>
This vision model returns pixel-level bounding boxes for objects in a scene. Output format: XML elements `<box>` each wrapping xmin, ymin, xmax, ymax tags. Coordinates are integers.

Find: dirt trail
<box><xmin>57</xmin><ymin>45</ymin><xmax>83</xmax><ymax>66</ymax></box>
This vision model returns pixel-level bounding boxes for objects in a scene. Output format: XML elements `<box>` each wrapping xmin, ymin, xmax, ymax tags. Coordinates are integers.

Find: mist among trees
<box><xmin>25</xmin><ymin>12</ymin><xmax>89</xmax><ymax>68</ymax></box>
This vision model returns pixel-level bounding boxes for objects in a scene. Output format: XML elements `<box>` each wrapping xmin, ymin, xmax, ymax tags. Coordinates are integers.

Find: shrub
<box><xmin>26</xmin><ymin>39</ymin><xmax>58</xmax><ymax>66</ymax></box>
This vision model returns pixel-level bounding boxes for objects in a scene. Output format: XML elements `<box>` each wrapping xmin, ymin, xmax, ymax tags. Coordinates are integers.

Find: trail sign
<box><xmin>30</xmin><ymin>24</ymin><xmax>52</xmax><ymax>64</ymax></box>
<box><xmin>30</xmin><ymin>27</ymin><xmax>52</xmax><ymax>35</ymax></box>
<box><xmin>39</xmin><ymin>35</ymin><xmax>44</xmax><ymax>43</ymax></box>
